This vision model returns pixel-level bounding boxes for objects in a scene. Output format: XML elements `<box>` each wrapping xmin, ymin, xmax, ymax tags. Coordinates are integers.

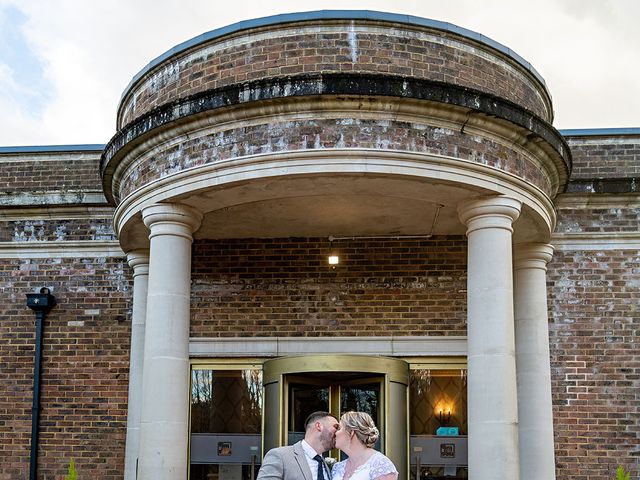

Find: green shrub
<box><xmin>616</xmin><ymin>465</ymin><xmax>631</xmax><ymax>480</ymax></box>
<box><xmin>64</xmin><ymin>459</ymin><xmax>78</xmax><ymax>480</ymax></box>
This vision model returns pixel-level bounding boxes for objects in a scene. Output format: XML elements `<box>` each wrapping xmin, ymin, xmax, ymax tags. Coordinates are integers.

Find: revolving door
<box><xmin>262</xmin><ymin>355</ymin><xmax>409</xmax><ymax>479</ymax></box>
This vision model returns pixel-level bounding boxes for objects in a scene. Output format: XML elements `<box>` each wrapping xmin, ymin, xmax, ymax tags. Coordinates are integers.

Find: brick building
<box><xmin>0</xmin><ymin>11</ymin><xmax>638</xmax><ymax>480</ymax></box>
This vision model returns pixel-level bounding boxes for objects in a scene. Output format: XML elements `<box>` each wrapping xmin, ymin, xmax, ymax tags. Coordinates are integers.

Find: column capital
<box><xmin>457</xmin><ymin>196</ymin><xmax>522</xmax><ymax>235</ymax></box>
<box><xmin>126</xmin><ymin>249</ymin><xmax>150</xmax><ymax>277</ymax></box>
<box><xmin>142</xmin><ymin>203</ymin><xmax>202</xmax><ymax>241</ymax></box>
<box><xmin>513</xmin><ymin>243</ymin><xmax>554</xmax><ymax>271</ymax></box>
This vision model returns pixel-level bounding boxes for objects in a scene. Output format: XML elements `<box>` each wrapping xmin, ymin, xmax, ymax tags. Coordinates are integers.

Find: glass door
<box><xmin>285</xmin><ymin>374</ymin><xmax>383</xmax><ymax>454</ymax></box>
<box><xmin>263</xmin><ymin>355</ymin><xmax>409</xmax><ymax>479</ymax></box>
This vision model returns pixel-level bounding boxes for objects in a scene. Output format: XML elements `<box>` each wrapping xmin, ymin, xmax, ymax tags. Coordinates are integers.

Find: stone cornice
<box><xmin>189</xmin><ymin>335</ymin><xmax>468</xmax><ymax>357</ymax></box>
<box><xmin>0</xmin><ymin>240</ymin><xmax>124</xmax><ymax>258</ymax></box>
<box><xmin>555</xmin><ymin>193</ymin><xmax>640</xmax><ymax>209</ymax></box>
<box><xmin>0</xmin><ymin>191</ymin><xmax>107</xmax><ymax>207</ymax></box>
<box><xmin>551</xmin><ymin>232</ymin><xmax>640</xmax><ymax>251</ymax></box>
<box><xmin>101</xmin><ymin>73</ymin><xmax>571</xmax><ymax>204</ymax></box>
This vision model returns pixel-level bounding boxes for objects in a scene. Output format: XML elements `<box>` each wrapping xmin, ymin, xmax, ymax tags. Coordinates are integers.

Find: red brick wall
<box><xmin>190</xmin><ymin>236</ymin><xmax>468</xmax><ymax>337</ymax></box>
<box><xmin>0</xmin><ymin>218</ymin><xmax>116</xmax><ymax>242</ymax></box>
<box><xmin>547</xmin><ymin>249</ymin><xmax>640</xmax><ymax>479</ymax></box>
<box><xmin>566</xmin><ymin>136</ymin><xmax>640</xmax><ymax>180</ymax></box>
<box><xmin>0</xmin><ymin>257</ymin><xmax>131</xmax><ymax>480</ymax></box>
<box><xmin>119</xmin><ymin>21</ymin><xmax>550</xmax><ymax>127</ymax></box>
<box><xmin>0</xmin><ymin>156</ymin><xmax>101</xmax><ymax>193</ymax></box>
<box><xmin>555</xmin><ymin>207</ymin><xmax>640</xmax><ymax>233</ymax></box>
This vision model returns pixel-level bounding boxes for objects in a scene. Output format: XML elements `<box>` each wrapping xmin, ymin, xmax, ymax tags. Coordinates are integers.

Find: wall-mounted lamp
<box><xmin>328</xmin><ymin>255</ymin><xmax>339</xmax><ymax>268</ymax></box>
<box><xmin>438</xmin><ymin>408</ymin><xmax>451</xmax><ymax>424</ymax></box>
<box><xmin>437</xmin><ymin>405</ymin><xmax>452</xmax><ymax>424</ymax></box>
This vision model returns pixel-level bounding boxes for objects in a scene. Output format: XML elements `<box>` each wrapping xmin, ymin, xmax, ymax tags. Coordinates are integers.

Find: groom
<box><xmin>257</xmin><ymin>411</ymin><xmax>339</xmax><ymax>480</ymax></box>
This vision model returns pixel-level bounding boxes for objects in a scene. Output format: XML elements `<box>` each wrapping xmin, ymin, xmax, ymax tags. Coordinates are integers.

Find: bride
<box><xmin>330</xmin><ymin>411</ymin><xmax>398</xmax><ymax>480</ymax></box>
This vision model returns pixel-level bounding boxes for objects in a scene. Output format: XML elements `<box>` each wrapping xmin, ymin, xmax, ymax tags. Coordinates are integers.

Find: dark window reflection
<box><xmin>341</xmin><ymin>384</ymin><xmax>379</xmax><ymax>421</ymax></box>
<box><xmin>191</xmin><ymin>369</ymin><xmax>262</xmax><ymax>434</ymax></box>
<box><xmin>289</xmin><ymin>384</ymin><xmax>329</xmax><ymax>433</ymax></box>
<box><xmin>190</xmin><ymin>369</ymin><xmax>263</xmax><ymax>480</ymax></box>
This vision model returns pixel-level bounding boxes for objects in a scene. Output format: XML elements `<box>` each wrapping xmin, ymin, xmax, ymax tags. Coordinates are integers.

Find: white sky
<box><xmin>0</xmin><ymin>0</ymin><xmax>638</xmax><ymax>146</ymax></box>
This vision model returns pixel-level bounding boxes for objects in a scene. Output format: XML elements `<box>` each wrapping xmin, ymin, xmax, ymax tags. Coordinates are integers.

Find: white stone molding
<box><xmin>458</xmin><ymin>195</ymin><xmax>522</xmax><ymax>480</ymax></box>
<box><xmin>137</xmin><ymin>203</ymin><xmax>202</xmax><ymax>480</ymax></box>
<box><xmin>189</xmin><ymin>336</ymin><xmax>468</xmax><ymax>357</ymax></box>
<box><xmin>124</xmin><ymin>250</ymin><xmax>149</xmax><ymax>480</ymax></box>
<box><xmin>513</xmin><ymin>243</ymin><xmax>556</xmax><ymax>480</ymax></box>
<box><xmin>0</xmin><ymin>190</ymin><xmax>106</xmax><ymax>206</ymax></box>
<box><xmin>555</xmin><ymin>193</ymin><xmax>640</xmax><ymax>209</ymax></box>
<box><xmin>113</xmin><ymin>148</ymin><xmax>555</xmax><ymax>243</ymax></box>
<box><xmin>0</xmin><ymin>240</ymin><xmax>124</xmax><ymax>258</ymax></box>
<box><xmin>552</xmin><ymin>232</ymin><xmax>640</xmax><ymax>251</ymax></box>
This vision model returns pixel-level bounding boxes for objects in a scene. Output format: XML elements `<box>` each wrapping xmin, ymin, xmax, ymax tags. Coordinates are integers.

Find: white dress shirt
<box><xmin>301</xmin><ymin>440</ymin><xmax>330</xmax><ymax>480</ymax></box>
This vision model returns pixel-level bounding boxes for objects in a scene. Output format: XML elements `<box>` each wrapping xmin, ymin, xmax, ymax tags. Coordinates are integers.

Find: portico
<box><xmin>99</xmin><ymin>11</ymin><xmax>569</xmax><ymax>480</ymax></box>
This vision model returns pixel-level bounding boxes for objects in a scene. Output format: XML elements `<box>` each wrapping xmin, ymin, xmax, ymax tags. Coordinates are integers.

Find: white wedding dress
<box><xmin>331</xmin><ymin>451</ymin><xmax>397</xmax><ymax>480</ymax></box>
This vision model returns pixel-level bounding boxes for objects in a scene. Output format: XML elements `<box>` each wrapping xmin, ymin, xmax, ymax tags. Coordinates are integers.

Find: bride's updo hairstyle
<box><xmin>340</xmin><ymin>411</ymin><xmax>379</xmax><ymax>448</ymax></box>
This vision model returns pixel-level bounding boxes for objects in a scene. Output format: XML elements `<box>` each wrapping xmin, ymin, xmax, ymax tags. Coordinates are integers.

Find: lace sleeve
<box><xmin>332</xmin><ymin>459</ymin><xmax>347</xmax><ymax>480</ymax></box>
<box><xmin>368</xmin><ymin>453</ymin><xmax>398</xmax><ymax>479</ymax></box>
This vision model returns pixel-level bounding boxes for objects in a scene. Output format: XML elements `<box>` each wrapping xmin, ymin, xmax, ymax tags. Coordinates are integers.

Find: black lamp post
<box><xmin>26</xmin><ymin>287</ymin><xmax>56</xmax><ymax>480</ymax></box>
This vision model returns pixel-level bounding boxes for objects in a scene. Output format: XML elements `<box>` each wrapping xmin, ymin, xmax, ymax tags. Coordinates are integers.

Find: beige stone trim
<box><xmin>188</xmin><ymin>336</ymin><xmax>467</xmax><ymax>357</ymax></box>
<box><xmin>552</xmin><ymin>232</ymin><xmax>640</xmax><ymax>250</ymax></box>
<box><xmin>114</xmin><ymin>148</ymin><xmax>555</xmax><ymax>239</ymax></box>
<box><xmin>0</xmin><ymin>240</ymin><xmax>124</xmax><ymax>258</ymax></box>
<box><xmin>0</xmin><ymin>191</ymin><xmax>107</xmax><ymax>206</ymax></box>
<box><xmin>555</xmin><ymin>193</ymin><xmax>640</xmax><ymax>209</ymax></box>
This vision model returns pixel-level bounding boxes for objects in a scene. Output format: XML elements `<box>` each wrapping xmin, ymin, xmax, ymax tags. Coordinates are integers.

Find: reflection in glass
<box><xmin>289</xmin><ymin>384</ymin><xmax>329</xmax><ymax>432</ymax></box>
<box><xmin>190</xmin><ymin>369</ymin><xmax>263</xmax><ymax>480</ymax></box>
<box><xmin>410</xmin><ymin>369</ymin><xmax>467</xmax><ymax>435</ymax></box>
<box><xmin>340</xmin><ymin>384</ymin><xmax>379</xmax><ymax>422</ymax></box>
<box><xmin>409</xmin><ymin>369</ymin><xmax>468</xmax><ymax>479</ymax></box>
<box><xmin>340</xmin><ymin>383</ymin><xmax>381</xmax><ymax>453</ymax></box>
<box><xmin>191</xmin><ymin>369</ymin><xmax>262</xmax><ymax>434</ymax></box>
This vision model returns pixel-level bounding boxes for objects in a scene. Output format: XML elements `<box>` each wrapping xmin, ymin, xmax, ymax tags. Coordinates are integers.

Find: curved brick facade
<box><xmin>117</xmin><ymin>17</ymin><xmax>552</xmax><ymax>128</ymax></box>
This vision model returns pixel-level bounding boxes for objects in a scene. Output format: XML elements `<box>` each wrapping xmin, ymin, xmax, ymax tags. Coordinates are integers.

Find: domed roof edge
<box><xmin>119</xmin><ymin>10</ymin><xmax>549</xmax><ymax>105</ymax></box>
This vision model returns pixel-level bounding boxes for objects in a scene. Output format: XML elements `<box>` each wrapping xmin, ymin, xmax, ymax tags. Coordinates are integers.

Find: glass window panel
<box><xmin>409</xmin><ymin>369</ymin><xmax>467</xmax><ymax>435</ymax></box>
<box><xmin>340</xmin><ymin>384</ymin><xmax>379</xmax><ymax>422</ymax></box>
<box><xmin>190</xmin><ymin>368</ymin><xmax>263</xmax><ymax>480</ymax></box>
<box><xmin>191</xmin><ymin>369</ymin><xmax>262</xmax><ymax>434</ymax></box>
<box><xmin>288</xmin><ymin>384</ymin><xmax>329</xmax><ymax>432</ymax></box>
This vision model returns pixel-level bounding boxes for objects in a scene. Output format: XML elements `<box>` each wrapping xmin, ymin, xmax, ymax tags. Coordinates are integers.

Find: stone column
<box><xmin>458</xmin><ymin>196</ymin><xmax>522</xmax><ymax>480</ymax></box>
<box><xmin>137</xmin><ymin>203</ymin><xmax>202</xmax><ymax>480</ymax></box>
<box><xmin>514</xmin><ymin>243</ymin><xmax>556</xmax><ymax>480</ymax></box>
<box><xmin>124</xmin><ymin>250</ymin><xmax>149</xmax><ymax>480</ymax></box>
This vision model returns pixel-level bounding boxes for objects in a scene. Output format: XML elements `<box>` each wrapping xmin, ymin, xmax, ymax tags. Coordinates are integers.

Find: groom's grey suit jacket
<box><xmin>257</xmin><ymin>440</ymin><xmax>322</xmax><ymax>480</ymax></box>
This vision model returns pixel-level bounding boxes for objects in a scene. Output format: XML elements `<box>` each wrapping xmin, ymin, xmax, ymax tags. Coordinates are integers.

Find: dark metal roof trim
<box><xmin>560</xmin><ymin>128</ymin><xmax>640</xmax><ymax>137</ymax></box>
<box><xmin>0</xmin><ymin>144</ymin><xmax>105</xmax><ymax>154</ymax></box>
